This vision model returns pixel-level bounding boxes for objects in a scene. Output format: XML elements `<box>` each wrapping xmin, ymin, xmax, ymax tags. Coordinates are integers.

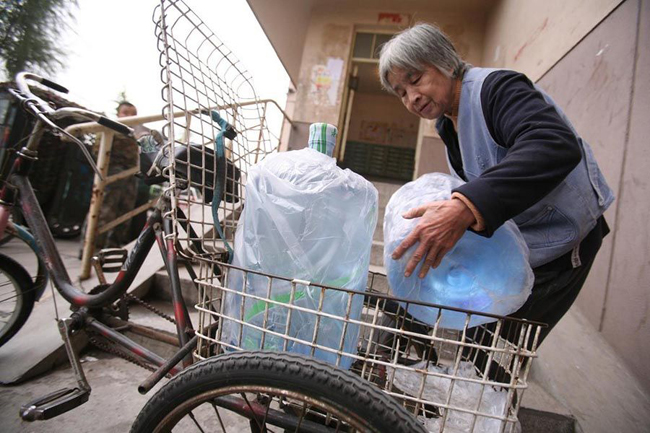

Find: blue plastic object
<box><xmin>209</xmin><ymin>110</ymin><xmax>235</xmax><ymax>262</ymax></box>
<box><xmin>383</xmin><ymin>173</ymin><xmax>534</xmax><ymax>329</ymax></box>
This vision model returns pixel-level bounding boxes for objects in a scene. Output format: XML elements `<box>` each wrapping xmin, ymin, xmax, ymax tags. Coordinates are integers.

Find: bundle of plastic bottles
<box><xmin>221</xmin><ymin>124</ymin><xmax>378</xmax><ymax>369</ymax></box>
<box><xmin>383</xmin><ymin>173</ymin><xmax>534</xmax><ymax>329</ymax></box>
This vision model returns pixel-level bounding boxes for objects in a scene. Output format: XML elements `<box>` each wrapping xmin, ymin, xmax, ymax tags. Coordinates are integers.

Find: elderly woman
<box><xmin>379</xmin><ymin>23</ymin><xmax>614</xmax><ymax>345</ymax></box>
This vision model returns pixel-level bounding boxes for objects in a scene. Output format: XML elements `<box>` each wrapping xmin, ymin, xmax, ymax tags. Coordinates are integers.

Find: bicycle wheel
<box><xmin>0</xmin><ymin>254</ymin><xmax>36</xmax><ymax>347</ymax></box>
<box><xmin>131</xmin><ymin>351</ymin><xmax>426</xmax><ymax>433</ymax></box>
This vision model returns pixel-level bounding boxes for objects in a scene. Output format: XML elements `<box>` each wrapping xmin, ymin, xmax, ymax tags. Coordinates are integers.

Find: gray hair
<box><xmin>378</xmin><ymin>23</ymin><xmax>467</xmax><ymax>95</ymax></box>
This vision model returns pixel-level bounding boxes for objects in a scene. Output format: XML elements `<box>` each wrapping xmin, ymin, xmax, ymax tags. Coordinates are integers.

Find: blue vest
<box><xmin>450</xmin><ymin>67</ymin><xmax>614</xmax><ymax>268</ymax></box>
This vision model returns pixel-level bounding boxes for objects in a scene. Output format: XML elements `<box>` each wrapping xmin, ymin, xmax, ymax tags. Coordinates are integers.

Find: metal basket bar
<box><xmin>201</xmin><ymin>284</ymin><xmax>537</xmax><ymax>361</ymax></box>
<box><xmin>193</xmin><ymin>248</ymin><xmax>542</xmax><ymax>432</ymax></box>
<box><xmin>197</xmin><ymin>274</ymin><xmax>533</xmax><ymax>388</ymax></box>
<box><xmin>154</xmin><ymin>0</ymin><xmax>277</xmax><ymax>257</ymax></box>
<box><xmin>203</xmin><ymin>259</ymin><xmax>546</xmax><ymax>328</ymax></box>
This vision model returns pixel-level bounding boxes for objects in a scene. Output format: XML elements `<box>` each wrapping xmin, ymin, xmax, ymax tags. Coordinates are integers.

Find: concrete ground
<box><xmin>0</xmin><ymin>350</ymin><xmax>163</xmax><ymax>432</ymax></box>
<box><xmin>2</xmin><ymin>233</ymin><xmax>650</xmax><ymax>432</ymax></box>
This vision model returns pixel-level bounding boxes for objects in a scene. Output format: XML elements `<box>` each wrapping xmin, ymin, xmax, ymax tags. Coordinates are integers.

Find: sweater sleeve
<box><xmin>452</xmin><ymin>70</ymin><xmax>582</xmax><ymax>237</ymax></box>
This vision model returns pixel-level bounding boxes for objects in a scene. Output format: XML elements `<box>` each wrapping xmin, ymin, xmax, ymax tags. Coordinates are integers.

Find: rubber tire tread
<box><xmin>131</xmin><ymin>351</ymin><xmax>427</xmax><ymax>433</ymax></box>
<box><xmin>0</xmin><ymin>254</ymin><xmax>36</xmax><ymax>347</ymax></box>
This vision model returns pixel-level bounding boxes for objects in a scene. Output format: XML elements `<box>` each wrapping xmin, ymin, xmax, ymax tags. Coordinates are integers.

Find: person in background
<box><xmin>378</xmin><ymin>23</ymin><xmax>614</xmax><ymax>349</ymax></box>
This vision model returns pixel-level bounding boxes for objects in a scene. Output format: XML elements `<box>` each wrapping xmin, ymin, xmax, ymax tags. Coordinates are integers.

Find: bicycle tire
<box><xmin>131</xmin><ymin>351</ymin><xmax>427</xmax><ymax>433</ymax></box>
<box><xmin>0</xmin><ymin>253</ymin><xmax>36</xmax><ymax>347</ymax></box>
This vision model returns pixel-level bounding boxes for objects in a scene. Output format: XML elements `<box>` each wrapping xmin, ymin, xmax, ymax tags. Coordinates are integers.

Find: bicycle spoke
<box><xmin>210</xmin><ymin>400</ymin><xmax>228</xmax><ymax>432</ymax></box>
<box><xmin>242</xmin><ymin>393</ymin><xmax>265</xmax><ymax>431</ymax></box>
<box><xmin>188</xmin><ymin>411</ymin><xmax>206</xmax><ymax>433</ymax></box>
<box><xmin>0</xmin><ymin>292</ymin><xmax>20</xmax><ymax>303</ymax></box>
<box><xmin>260</xmin><ymin>393</ymin><xmax>277</xmax><ymax>433</ymax></box>
<box><xmin>295</xmin><ymin>401</ymin><xmax>308</xmax><ymax>432</ymax></box>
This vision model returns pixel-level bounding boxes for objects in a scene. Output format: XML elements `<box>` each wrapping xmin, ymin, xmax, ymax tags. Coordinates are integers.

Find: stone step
<box><xmin>372</xmin><ymin>180</ymin><xmax>404</xmax><ymax>209</ymax></box>
<box><xmin>519</xmin><ymin>407</ymin><xmax>576</xmax><ymax>432</ymax></box>
<box><xmin>150</xmin><ymin>264</ymin><xmax>201</xmax><ymax>307</ymax></box>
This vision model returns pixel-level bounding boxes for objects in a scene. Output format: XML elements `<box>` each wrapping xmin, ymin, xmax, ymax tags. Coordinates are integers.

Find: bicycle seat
<box><xmin>138</xmin><ymin>135</ymin><xmax>240</xmax><ymax>204</ymax></box>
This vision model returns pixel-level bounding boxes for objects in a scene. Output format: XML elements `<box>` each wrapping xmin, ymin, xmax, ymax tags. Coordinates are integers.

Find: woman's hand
<box><xmin>391</xmin><ymin>198</ymin><xmax>476</xmax><ymax>278</ymax></box>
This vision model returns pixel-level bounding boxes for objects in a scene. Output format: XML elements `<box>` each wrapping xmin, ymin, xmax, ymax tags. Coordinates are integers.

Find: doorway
<box><xmin>337</xmin><ymin>31</ymin><xmax>419</xmax><ymax>183</ymax></box>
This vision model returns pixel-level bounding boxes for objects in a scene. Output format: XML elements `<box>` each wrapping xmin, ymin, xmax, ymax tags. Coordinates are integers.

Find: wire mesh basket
<box><xmin>154</xmin><ymin>1</ymin><xmax>544</xmax><ymax>431</ymax></box>
<box><xmin>153</xmin><ymin>0</ymin><xmax>278</xmax><ymax>258</ymax></box>
<box><xmin>194</xmin><ymin>260</ymin><xmax>545</xmax><ymax>433</ymax></box>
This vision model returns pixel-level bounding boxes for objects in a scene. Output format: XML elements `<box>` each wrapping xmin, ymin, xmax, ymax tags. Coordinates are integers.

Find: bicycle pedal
<box><xmin>20</xmin><ymin>387</ymin><xmax>90</xmax><ymax>421</ymax></box>
<box><xmin>93</xmin><ymin>248</ymin><xmax>128</xmax><ymax>273</ymax></box>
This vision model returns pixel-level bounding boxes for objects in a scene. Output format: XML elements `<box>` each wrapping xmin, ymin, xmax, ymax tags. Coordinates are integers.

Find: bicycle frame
<box><xmin>0</xmin><ymin>130</ymin><xmax>205</xmax><ymax>400</ymax></box>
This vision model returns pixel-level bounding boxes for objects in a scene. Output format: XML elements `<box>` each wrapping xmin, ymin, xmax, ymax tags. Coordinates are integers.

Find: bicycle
<box><xmin>0</xmin><ymin>77</ymin><xmax>424</xmax><ymax>433</ymax></box>
<box><xmin>0</xmin><ymin>1</ymin><xmax>545</xmax><ymax>431</ymax></box>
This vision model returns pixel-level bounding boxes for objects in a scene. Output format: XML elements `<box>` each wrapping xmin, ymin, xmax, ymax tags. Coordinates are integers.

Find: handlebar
<box><xmin>14</xmin><ymin>72</ymin><xmax>135</xmax><ymax>138</ymax></box>
<box><xmin>11</xmin><ymin>72</ymin><xmax>137</xmax><ymax>180</ymax></box>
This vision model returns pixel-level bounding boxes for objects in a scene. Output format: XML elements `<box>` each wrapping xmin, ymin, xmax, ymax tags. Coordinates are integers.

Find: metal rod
<box><xmin>96</xmin><ymin>199</ymin><xmax>157</xmax><ymax>235</ymax></box>
<box><xmin>161</xmin><ymin>217</ymin><xmax>193</xmax><ymax>366</ymax></box>
<box><xmin>102</xmin><ymin>316</ymin><xmax>180</xmax><ymax>346</ymax></box>
<box><xmin>138</xmin><ymin>335</ymin><xmax>197</xmax><ymax>395</ymax></box>
<box><xmin>103</xmin><ymin>166</ymin><xmax>139</xmax><ymax>185</ymax></box>
<box><xmin>63</xmin><ymin>98</ymin><xmax>295</xmax><ymax>137</ymax></box>
<box><xmin>86</xmin><ymin>318</ymin><xmax>180</xmax><ymax>375</ymax></box>
<box><xmin>210</xmin><ymin>395</ymin><xmax>337</xmax><ymax>433</ymax></box>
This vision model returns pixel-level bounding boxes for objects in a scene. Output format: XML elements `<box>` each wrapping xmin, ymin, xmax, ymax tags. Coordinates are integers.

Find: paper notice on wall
<box><xmin>310</xmin><ymin>57</ymin><xmax>344</xmax><ymax>106</ymax></box>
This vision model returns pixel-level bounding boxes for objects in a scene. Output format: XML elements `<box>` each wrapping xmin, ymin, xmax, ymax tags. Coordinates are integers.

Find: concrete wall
<box><xmin>482</xmin><ymin>0</ymin><xmax>623</xmax><ymax>81</ymax></box>
<box><xmin>537</xmin><ymin>0</ymin><xmax>650</xmax><ymax>392</ymax></box>
<box><xmin>256</xmin><ymin>0</ymin><xmax>650</xmax><ymax>393</ymax></box>
<box><xmin>414</xmin><ymin>135</ymin><xmax>450</xmax><ymax>179</ymax></box>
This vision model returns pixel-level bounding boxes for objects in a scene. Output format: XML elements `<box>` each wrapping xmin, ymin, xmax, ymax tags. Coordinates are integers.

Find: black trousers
<box><xmin>464</xmin><ymin>253</ymin><xmax>598</xmax><ymax>382</ymax></box>
<box><xmin>510</xmin><ymin>253</ymin><xmax>597</xmax><ymax>345</ymax></box>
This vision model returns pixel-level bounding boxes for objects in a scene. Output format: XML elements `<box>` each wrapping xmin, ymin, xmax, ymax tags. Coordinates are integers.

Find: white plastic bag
<box><xmin>391</xmin><ymin>361</ymin><xmax>517</xmax><ymax>433</ymax></box>
<box><xmin>222</xmin><ymin>148</ymin><xmax>378</xmax><ymax>368</ymax></box>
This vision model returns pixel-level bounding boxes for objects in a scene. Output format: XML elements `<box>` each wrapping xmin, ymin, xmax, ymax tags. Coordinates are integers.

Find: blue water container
<box><xmin>383</xmin><ymin>173</ymin><xmax>534</xmax><ymax>329</ymax></box>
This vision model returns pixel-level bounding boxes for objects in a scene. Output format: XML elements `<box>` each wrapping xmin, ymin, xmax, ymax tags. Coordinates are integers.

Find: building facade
<box><xmin>248</xmin><ymin>0</ymin><xmax>650</xmax><ymax>393</ymax></box>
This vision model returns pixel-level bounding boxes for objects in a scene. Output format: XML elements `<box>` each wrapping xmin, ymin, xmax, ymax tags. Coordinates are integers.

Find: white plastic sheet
<box><xmin>222</xmin><ymin>148</ymin><xmax>378</xmax><ymax>368</ymax></box>
<box><xmin>391</xmin><ymin>361</ymin><xmax>519</xmax><ymax>433</ymax></box>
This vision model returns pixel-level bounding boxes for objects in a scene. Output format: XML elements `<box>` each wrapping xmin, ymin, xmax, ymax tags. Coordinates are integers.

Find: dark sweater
<box><xmin>436</xmin><ymin>70</ymin><xmax>608</xmax><ymax>271</ymax></box>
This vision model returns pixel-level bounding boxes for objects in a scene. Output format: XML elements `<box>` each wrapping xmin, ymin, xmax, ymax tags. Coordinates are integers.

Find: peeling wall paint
<box><xmin>293</xmin><ymin>5</ymin><xmax>487</xmax><ymax>126</ymax></box>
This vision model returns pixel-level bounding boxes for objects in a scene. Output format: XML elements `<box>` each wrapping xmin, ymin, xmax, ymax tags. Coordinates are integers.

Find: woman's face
<box><xmin>387</xmin><ymin>65</ymin><xmax>455</xmax><ymax>120</ymax></box>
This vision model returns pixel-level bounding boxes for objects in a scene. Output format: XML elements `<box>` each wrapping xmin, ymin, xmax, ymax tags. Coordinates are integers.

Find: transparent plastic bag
<box><xmin>222</xmin><ymin>148</ymin><xmax>378</xmax><ymax>368</ymax></box>
<box><xmin>391</xmin><ymin>361</ymin><xmax>517</xmax><ymax>433</ymax></box>
<box><xmin>384</xmin><ymin>173</ymin><xmax>533</xmax><ymax>329</ymax></box>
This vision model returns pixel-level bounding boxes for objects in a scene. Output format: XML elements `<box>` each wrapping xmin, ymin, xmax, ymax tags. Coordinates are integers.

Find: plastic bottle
<box><xmin>222</xmin><ymin>123</ymin><xmax>378</xmax><ymax>368</ymax></box>
<box><xmin>383</xmin><ymin>173</ymin><xmax>534</xmax><ymax>329</ymax></box>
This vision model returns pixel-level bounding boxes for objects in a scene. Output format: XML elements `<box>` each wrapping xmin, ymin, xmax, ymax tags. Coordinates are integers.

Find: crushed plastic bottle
<box><xmin>383</xmin><ymin>173</ymin><xmax>533</xmax><ymax>329</ymax></box>
<box><xmin>222</xmin><ymin>123</ymin><xmax>378</xmax><ymax>368</ymax></box>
